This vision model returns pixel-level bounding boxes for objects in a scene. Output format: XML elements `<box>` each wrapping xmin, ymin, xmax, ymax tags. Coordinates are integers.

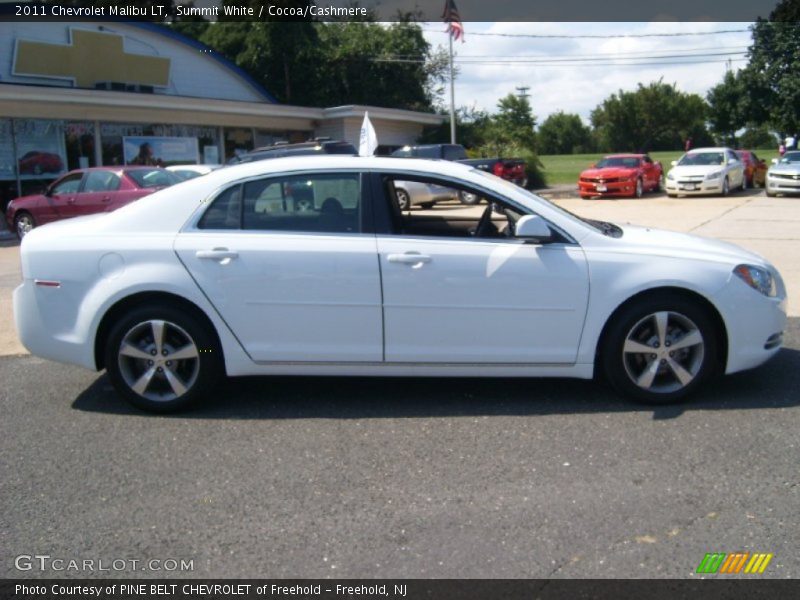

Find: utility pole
<box><xmin>515</xmin><ymin>86</ymin><xmax>530</xmax><ymax>100</ymax></box>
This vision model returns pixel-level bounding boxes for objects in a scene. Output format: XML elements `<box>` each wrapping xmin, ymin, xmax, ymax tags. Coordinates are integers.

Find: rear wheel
<box><xmin>104</xmin><ymin>305</ymin><xmax>222</xmax><ymax>412</ymax></box>
<box><xmin>602</xmin><ymin>295</ymin><xmax>718</xmax><ymax>404</ymax></box>
<box><xmin>741</xmin><ymin>174</ymin><xmax>748</xmax><ymax>190</ymax></box>
<box><xmin>14</xmin><ymin>211</ymin><xmax>35</xmax><ymax>239</ymax></box>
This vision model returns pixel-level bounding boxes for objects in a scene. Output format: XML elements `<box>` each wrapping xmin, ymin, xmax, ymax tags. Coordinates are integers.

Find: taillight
<box><xmin>492</xmin><ymin>162</ymin><xmax>504</xmax><ymax>176</ymax></box>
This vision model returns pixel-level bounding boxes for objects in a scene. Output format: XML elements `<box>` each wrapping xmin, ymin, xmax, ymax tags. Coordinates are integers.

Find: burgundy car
<box><xmin>5</xmin><ymin>166</ymin><xmax>180</xmax><ymax>239</ymax></box>
<box><xmin>579</xmin><ymin>154</ymin><xmax>664</xmax><ymax>199</ymax></box>
<box><xmin>18</xmin><ymin>151</ymin><xmax>64</xmax><ymax>175</ymax></box>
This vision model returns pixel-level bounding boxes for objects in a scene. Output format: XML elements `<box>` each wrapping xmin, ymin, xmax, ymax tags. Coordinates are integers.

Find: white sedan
<box><xmin>665</xmin><ymin>147</ymin><xmax>746</xmax><ymax>196</ymax></box>
<box><xmin>14</xmin><ymin>156</ymin><xmax>786</xmax><ymax>412</ymax></box>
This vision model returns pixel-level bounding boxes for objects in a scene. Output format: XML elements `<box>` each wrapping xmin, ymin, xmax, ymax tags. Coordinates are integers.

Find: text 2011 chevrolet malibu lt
<box><xmin>14</xmin><ymin>156</ymin><xmax>787</xmax><ymax>411</ymax></box>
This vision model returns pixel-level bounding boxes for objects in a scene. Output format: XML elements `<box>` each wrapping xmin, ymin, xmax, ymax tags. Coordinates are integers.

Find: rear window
<box><xmin>125</xmin><ymin>168</ymin><xmax>180</xmax><ymax>188</ymax></box>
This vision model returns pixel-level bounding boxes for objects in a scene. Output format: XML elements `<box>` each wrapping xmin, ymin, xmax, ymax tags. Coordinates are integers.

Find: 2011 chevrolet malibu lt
<box><xmin>13</xmin><ymin>156</ymin><xmax>787</xmax><ymax>412</ymax></box>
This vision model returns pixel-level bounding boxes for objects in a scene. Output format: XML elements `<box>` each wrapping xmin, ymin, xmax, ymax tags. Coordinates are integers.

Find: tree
<box><xmin>537</xmin><ymin>112</ymin><xmax>592</xmax><ymax>155</ymax></box>
<box><xmin>739</xmin><ymin>126</ymin><xmax>778</xmax><ymax>150</ymax></box>
<box><xmin>742</xmin><ymin>0</ymin><xmax>800</xmax><ymax>136</ymax></box>
<box><xmin>488</xmin><ymin>93</ymin><xmax>537</xmax><ymax>152</ymax></box>
<box><xmin>706</xmin><ymin>70</ymin><xmax>746</xmax><ymax>146</ymax></box>
<box><xmin>590</xmin><ymin>80</ymin><xmax>712</xmax><ymax>152</ymax></box>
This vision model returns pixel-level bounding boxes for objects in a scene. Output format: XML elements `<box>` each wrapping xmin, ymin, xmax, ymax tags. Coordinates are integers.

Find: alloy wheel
<box><xmin>621</xmin><ymin>311</ymin><xmax>705</xmax><ymax>394</ymax></box>
<box><xmin>117</xmin><ymin>319</ymin><xmax>200</xmax><ymax>402</ymax></box>
<box><xmin>15</xmin><ymin>214</ymin><xmax>34</xmax><ymax>238</ymax></box>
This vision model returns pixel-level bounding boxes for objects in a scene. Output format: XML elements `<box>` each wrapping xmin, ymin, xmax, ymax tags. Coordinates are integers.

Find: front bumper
<box><xmin>766</xmin><ymin>175</ymin><xmax>800</xmax><ymax>195</ymax></box>
<box><xmin>578</xmin><ymin>180</ymin><xmax>637</xmax><ymax>197</ymax></box>
<box><xmin>665</xmin><ymin>179</ymin><xmax>723</xmax><ymax>195</ymax></box>
<box><xmin>712</xmin><ymin>275</ymin><xmax>787</xmax><ymax>374</ymax></box>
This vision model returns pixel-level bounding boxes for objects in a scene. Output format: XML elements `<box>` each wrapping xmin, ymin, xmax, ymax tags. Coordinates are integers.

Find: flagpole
<box><xmin>448</xmin><ymin>32</ymin><xmax>456</xmax><ymax>144</ymax></box>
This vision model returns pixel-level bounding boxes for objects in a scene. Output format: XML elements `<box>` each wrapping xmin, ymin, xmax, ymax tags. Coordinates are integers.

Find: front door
<box><xmin>376</xmin><ymin>175</ymin><xmax>590</xmax><ymax>364</ymax></box>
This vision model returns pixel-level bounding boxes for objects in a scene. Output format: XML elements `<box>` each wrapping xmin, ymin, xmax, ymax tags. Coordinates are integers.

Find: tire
<box><xmin>395</xmin><ymin>189</ymin><xmax>410</xmax><ymax>211</ymax></box>
<box><xmin>601</xmin><ymin>294</ymin><xmax>719</xmax><ymax>404</ymax></box>
<box><xmin>633</xmin><ymin>178</ymin><xmax>643</xmax><ymax>199</ymax></box>
<box><xmin>741</xmin><ymin>174</ymin><xmax>748</xmax><ymax>191</ymax></box>
<box><xmin>656</xmin><ymin>175</ymin><xmax>665</xmax><ymax>193</ymax></box>
<box><xmin>766</xmin><ymin>187</ymin><xmax>776</xmax><ymax>197</ymax></box>
<box><xmin>104</xmin><ymin>304</ymin><xmax>223</xmax><ymax>412</ymax></box>
<box><xmin>667</xmin><ymin>193</ymin><xmax>677</xmax><ymax>198</ymax></box>
<box><xmin>14</xmin><ymin>211</ymin><xmax>36</xmax><ymax>239</ymax></box>
<box><xmin>459</xmin><ymin>191</ymin><xmax>480</xmax><ymax>205</ymax></box>
<box><xmin>721</xmin><ymin>177</ymin><xmax>729</xmax><ymax>196</ymax></box>
<box><xmin>580</xmin><ymin>195</ymin><xmax>592</xmax><ymax>200</ymax></box>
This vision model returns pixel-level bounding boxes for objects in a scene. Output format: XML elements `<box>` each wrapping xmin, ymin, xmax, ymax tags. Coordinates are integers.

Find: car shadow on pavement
<box><xmin>72</xmin><ymin>345</ymin><xmax>800</xmax><ymax>421</ymax></box>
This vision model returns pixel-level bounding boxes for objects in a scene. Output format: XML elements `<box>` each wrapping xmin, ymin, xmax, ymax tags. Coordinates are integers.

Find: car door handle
<box><xmin>388</xmin><ymin>252</ymin><xmax>432</xmax><ymax>265</ymax></box>
<box><xmin>66</xmin><ymin>198</ymin><xmax>76</xmax><ymax>204</ymax></box>
<box><xmin>196</xmin><ymin>249</ymin><xmax>239</xmax><ymax>260</ymax></box>
<box><xmin>101</xmin><ymin>196</ymin><xmax>111</xmax><ymax>202</ymax></box>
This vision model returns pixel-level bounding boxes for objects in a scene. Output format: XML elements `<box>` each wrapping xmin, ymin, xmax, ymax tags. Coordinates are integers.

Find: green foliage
<box><xmin>537</xmin><ymin>112</ymin><xmax>593</xmax><ymax>154</ymax></box>
<box><xmin>739</xmin><ymin>126</ymin><xmax>779</xmax><ymax>150</ymax></box>
<box><xmin>590</xmin><ymin>80</ymin><xmax>712</xmax><ymax>152</ymax></box>
<box><xmin>706</xmin><ymin>70</ymin><xmax>746</xmax><ymax>145</ymax></box>
<box><xmin>489</xmin><ymin>93</ymin><xmax>537</xmax><ymax>151</ymax></box>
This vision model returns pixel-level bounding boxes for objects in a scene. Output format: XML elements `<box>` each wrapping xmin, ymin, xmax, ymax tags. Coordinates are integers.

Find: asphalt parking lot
<box><xmin>1</xmin><ymin>187</ymin><xmax>799</xmax><ymax>579</ymax></box>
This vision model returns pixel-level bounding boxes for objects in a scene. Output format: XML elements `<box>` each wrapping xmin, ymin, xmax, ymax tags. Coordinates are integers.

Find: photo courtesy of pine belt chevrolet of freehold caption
<box><xmin>12</xmin><ymin>156</ymin><xmax>787</xmax><ymax>412</ymax></box>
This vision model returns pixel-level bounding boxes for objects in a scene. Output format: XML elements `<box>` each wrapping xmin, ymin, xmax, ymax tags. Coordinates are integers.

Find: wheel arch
<box><xmin>594</xmin><ymin>286</ymin><xmax>728</xmax><ymax>375</ymax></box>
<box><xmin>94</xmin><ymin>291</ymin><xmax>224</xmax><ymax>371</ymax></box>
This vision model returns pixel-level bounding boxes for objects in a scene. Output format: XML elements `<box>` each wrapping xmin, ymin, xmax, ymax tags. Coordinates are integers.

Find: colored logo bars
<box><xmin>696</xmin><ymin>552</ymin><xmax>774</xmax><ymax>574</ymax></box>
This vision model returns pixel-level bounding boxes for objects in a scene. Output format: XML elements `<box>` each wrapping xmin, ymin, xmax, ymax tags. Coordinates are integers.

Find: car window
<box><xmin>237</xmin><ymin>173</ymin><xmax>361</xmax><ymax>234</ymax></box>
<box><xmin>83</xmin><ymin>171</ymin><xmax>121</xmax><ymax>192</ymax></box>
<box><xmin>198</xmin><ymin>185</ymin><xmax>242</xmax><ymax>230</ymax></box>
<box><xmin>679</xmin><ymin>152</ymin><xmax>725</xmax><ymax>166</ymax></box>
<box><xmin>50</xmin><ymin>173</ymin><xmax>83</xmax><ymax>195</ymax></box>
<box><xmin>125</xmin><ymin>168</ymin><xmax>179</xmax><ymax>188</ymax></box>
<box><xmin>384</xmin><ymin>175</ymin><xmax>525</xmax><ymax>240</ymax></box>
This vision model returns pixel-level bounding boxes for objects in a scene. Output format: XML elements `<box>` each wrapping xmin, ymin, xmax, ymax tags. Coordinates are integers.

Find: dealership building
<box><xmin>0</xmin><ymin>21</ymin><xmax>443</xmax><ymax>204</ymax></box>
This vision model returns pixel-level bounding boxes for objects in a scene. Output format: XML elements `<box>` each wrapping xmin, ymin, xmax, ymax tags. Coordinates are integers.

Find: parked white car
<box><xmin>14</xmin><ymin>156</ymin><xmax>786</xmax><ymax>411</ymax></box>
<box><xmin>166</xmin><ymin>164</ymin><xmax>222</xmax><ymax>181</ymax></box>
<box><xmin>766</xmin><ymin>151</ymin><xmax>800</xmax><ymax>197</ymax></box>
<box><xmin>665</xmin><ymin>147</ymin><xmax>746</xmax><ymax>196</ymax></box>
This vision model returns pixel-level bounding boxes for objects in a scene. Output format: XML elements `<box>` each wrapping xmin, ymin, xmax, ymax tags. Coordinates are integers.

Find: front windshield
<box><xmin>779</xmin><ymin>151</ymin><xmax>800</xmax><ymax>164</ymax></box>
<box><xmin>596</xmin><ymin>157</ymin><xmax>640</xmax><ymax>168</ymax></box>
<box><xmin>678</xmin><ymin>152</ymin><xmax>725</xmax><ymax>166</ymax></box>
<box><xmin>471</xmin><ymin>168</ymin><xmax>619</xmax><ymax>236</ymax></box>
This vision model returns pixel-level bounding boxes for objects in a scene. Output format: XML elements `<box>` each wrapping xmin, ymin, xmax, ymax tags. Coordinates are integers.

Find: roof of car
<box><xmin>604</xmin><ymin>154</ymin><xmax>646</xmax><ymax>158</ymax></box>
<box><xmin>686</xmin><ymin>147</ymin><xmax>731</xmax><ymax>153</ymax></box>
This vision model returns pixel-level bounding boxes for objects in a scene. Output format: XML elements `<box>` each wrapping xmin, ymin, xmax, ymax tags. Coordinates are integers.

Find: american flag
<box><xmin>442</xmin><ymin>0</ymin><xmax>464</xmax><ymax>42</ymax></box>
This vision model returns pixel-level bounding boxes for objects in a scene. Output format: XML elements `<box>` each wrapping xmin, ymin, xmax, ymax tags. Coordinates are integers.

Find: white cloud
<box><xmin>423</xmin><ymin>22</ymin><xmax>752</xmax><ymax>124</ymax></box>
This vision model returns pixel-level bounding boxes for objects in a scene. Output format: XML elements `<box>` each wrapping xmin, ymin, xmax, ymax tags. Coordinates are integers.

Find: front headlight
<box><xmin>733</xmin><ymin>264</ymin><xmax>776</xmax><ymax>297</ymax></box>
<box><xmin>705</xmin><ymin>171</ymin><xmax>723</xmax><ymax>180</ymax></box>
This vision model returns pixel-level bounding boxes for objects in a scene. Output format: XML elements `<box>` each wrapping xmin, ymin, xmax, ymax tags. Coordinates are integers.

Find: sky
<box><xmin>420</xmin><ymin>22</ymin><xmax>753</xmax><ymax>124</ymax></box>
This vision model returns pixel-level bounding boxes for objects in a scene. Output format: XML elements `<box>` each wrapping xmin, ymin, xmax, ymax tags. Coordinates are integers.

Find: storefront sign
<box><xmin>123</xmin><ymin>136</ymin><xmax>199</xmax><ymax>167</ymax></box>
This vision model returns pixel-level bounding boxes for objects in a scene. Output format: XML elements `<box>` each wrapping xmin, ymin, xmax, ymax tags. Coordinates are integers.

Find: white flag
<box><xmin>358</xmin><ymin>111</ymin><xmax>378</xmax><ymax>157</ymax></box>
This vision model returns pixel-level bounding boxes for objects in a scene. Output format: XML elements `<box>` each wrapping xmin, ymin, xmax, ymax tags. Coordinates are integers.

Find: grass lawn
<box><xmin>539</xmin><ymin>149</ymin><xmax>781</xmax><ymax>186</ymax></box>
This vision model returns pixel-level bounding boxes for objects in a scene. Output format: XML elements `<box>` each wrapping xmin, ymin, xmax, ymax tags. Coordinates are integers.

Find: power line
<box><xmin>421</xmin><ymin>28</ymin><xmax>751</xmax><ymax>39</ymax></box>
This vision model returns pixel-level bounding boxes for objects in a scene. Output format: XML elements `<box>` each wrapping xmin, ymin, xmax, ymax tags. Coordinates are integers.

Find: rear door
<box><xmin>74</xmin><ymin>170</ymin><xmax>122</xmax><ymax>215</ymax></box>
<box><xmin>174</xmin><ymin>170</ymin><xmax>383</xmax><ymax>363</ymax></box>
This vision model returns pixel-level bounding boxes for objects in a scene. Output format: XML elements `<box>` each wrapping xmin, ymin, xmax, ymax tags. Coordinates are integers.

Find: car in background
<box><xmin>13</xmin><ymin>156</ymin><xmax>786</xmax><ymax>412</ymax></box>
<box><xmin>18</xmin><ymin>151</ymin><xmax>64</xmax><ymax>175</ymax></box>
<box><xmin>167</xmin><ymin>164</ymin><xmax>222</xmax><ymax>181</ymax></box>
<box><xmin>393</xmin><ymin>180</ymin><xmax>459</xmax><ymax>210</ymax></box>
<box><xmin>665</xmin><ymin>147</ymin><xmax>745</xmax><ymax>197</ymax></box>
<box><xmin>735</xmin><ymin>150</ymin><xmax>767</xmax><ymax>188</ymax></box>
<box><xmin>5</xmin><ymin>166</ymin><xmax>180</xmax><ymax>239</ymax></box>
<box><xmin>766</xmin><ymin>151</ymin><xmax>800</xmax><ymax>197</ymax></box>
<box><xmin>392</xmin><ymin>144</ymin><xmax>467</xmax><ymax>161</ymax></box>
<box><xmin>578</xmin><ymin>154</ymin><xmax>664</xmax><ymax>199</ymax></box>
<box><xmin>229</xmin><ymin>139</ymin><xmax>356</xmax><ymax>164</ymax></box>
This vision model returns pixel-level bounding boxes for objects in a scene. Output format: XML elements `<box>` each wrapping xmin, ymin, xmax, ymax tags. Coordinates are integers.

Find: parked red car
<box><xmin>17</xmin><ymin>151</ymin><xmax>64</xmax><ymax>175</ymax></box>
<box><xmin>735</xmin><ymin>150</ymin><xmax>768</xmax><ymax>188</ymax></box>
<box><xmin>578</xmin><ymin>154</ymin><xmax>664</xmax><ymax>199</ymax></box>
<box><xmin>5</xmin><ymin>166</ymin><xmax>180</xmax><ymax>239</ymax></box>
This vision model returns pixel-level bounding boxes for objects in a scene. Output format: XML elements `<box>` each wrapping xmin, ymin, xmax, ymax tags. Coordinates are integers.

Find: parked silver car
<box><xmin>394</xmin><ymin>180</ymin><xmax>481</xmax><ymax>210</ymax></box>
<box><xmin>766</xmin><ymin>151</ymin><xmax>800</xmax><ymax>196</ymax></box>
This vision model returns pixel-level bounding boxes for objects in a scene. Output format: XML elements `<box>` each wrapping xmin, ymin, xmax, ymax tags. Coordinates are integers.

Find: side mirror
<box><xmin>515</xmin><ymin>215</ymin><xmax>552</xmax><ymax>242</ymax></box>
<box><xmin>727</xmin><ymin>158</ymin><xmax>738</xmax><ymax>165</ymax></box>
<box><xmin>771</xmin><ymin>158</ymin><xmax>779</xmax><ymax>165</ymax></box>
<box><xmin>670</xmin><ymin>160</ymin><xmax>677</xmax><ymax>167</ymax></box>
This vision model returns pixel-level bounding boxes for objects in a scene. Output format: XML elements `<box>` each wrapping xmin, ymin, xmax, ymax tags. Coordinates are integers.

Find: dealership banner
<box><xmin>2</xmin><ymin>579</ymin><xmax>800</xmax><ymax>600</ymax></box>
<box><xmin>123</xmin><ymin>136</ymin><xmax>199</xmax><ymax>168</ymax></box>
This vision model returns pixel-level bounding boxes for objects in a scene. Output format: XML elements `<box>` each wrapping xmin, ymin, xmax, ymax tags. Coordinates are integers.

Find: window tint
<box><xmin>83</xmin><ymin>171</ymin><xmax>121</xmax><ymax>192</ymax></box>
<box><xmin>242</xmin><ymin>173</ymin><xmax>361</xmax><ymax>233</ymax></box>
<box><xmin>386</xmin><ymin>176</ymin><xmax>524</xmax><ymax>240</ymax></box>
<box><xmin>50</xmin><ymin>173</ymin><xmax>83</xmax><ymax>195</ymax></box>
<box><xmin>198</xmin><ymin>185</ymin><xmax>242</xmax><ymax>230</ymax></box>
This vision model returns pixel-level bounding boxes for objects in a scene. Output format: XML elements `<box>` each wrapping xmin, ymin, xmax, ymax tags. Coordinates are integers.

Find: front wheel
<box><xmin>104</xmin><ymin>305</ymin><xmax>222</xmax><ymax>412</ymax></box>
<box><xmin>14</xmin><ymin>211</ymin><xmax>36</xmax><ymax>239</ymax></box>
<box><xmin>602</xmin><ymin>295</ymin><xmax>718</xmax><ymax>404</ymax></box>
<box><xmin>633</xmin><ymin>178</ymin><xmax>643</xmax><ymax>198</ymax></box>
<box><xmin>459</xmin><ymin>191</ymin><xmax>480</xmax><ymax>205</ymax></box>
<box><xmin>721</xmin><ymin>177</ymin><xmax>730</xmax><ymax>196</ymax></box>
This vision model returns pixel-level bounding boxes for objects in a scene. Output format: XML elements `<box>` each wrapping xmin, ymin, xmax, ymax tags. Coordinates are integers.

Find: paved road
<box><xmin>1</xmin><ymin>318</ymin><xmax>798</xmax><ymax>579</ymax></box>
